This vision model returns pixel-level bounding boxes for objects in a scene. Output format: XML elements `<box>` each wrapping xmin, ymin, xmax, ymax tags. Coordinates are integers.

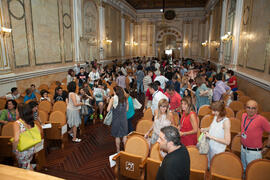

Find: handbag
<box><xmin>81</xmin><ymin>105</ymin><xmax>89</xmax><ymax>115</ymax></box>
<box><xmin>196</xmin><ymin>133</ymin><xmax>209</xmax><ymax>154</ymax></box>
<box><xmin>132</xmin><ymin>98</ymin><xmax>142</xmax><ymax>110</ymax></box>
<box><xmin>17</xmin><ymin>119</ymin><xmax>42</xmax><ymax>152</ymax></box>
<box><xmin>103</xmin><ymin>110</ymin><xmax>112</xmax><ymax>126</ymax></box>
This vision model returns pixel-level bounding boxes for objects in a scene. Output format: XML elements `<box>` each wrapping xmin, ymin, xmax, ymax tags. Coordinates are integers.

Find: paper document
<box><xmin>109</xmin><ymin>152</ymin><xmax>119</xmax><ymax>168</ymax></box>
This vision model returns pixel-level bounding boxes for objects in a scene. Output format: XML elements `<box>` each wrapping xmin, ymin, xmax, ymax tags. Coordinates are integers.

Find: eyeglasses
<box><xmin>246</xmin><ymin>106</ymin><xmax>257</xmax><ymax>110</ymax></box>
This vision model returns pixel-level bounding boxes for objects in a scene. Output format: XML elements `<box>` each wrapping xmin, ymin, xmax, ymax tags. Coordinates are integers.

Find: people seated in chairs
<box><xmin>79</xmin><ymin>88</ymin><xmax>94</xmax><ymax>125</ymax></box>
<box><xmin>28</xmin><ymin>101</ymin><xmax>40</xmax><ymax>123</ymax></box>
<box><xmin>13</xmin><ymin>103</ymin><xmax>42</xmax><ymax>169</ymax></box>
<box><xmin>66</xmin><ymin>82</ymin><xmax>83</xmax><ymax>143</ymax></box>
<box><xmin>145</xmin><ymin>99</ymin><xmax>173</xmax><ymax>145</ymax></box>
<box><xmin>107</xmin><ymin>86</ymin><xmax>129</xmax><ymax>152</ymax></box>
<box><xmin>93</xmin><ymin>80</ymin><xmax>106</xmax><ymax>120</ymax></box>
<box><xmin>88</xmin><ymin>66</ymin><xmax>100</xmax><ymax>89</ymax></box>
<box><xmin>240</xmin><ymin>100</ymin><xmax>270</xmax><ymax>171</ymax></box>
<box><xmin>2</xmin><ymin>87</ymin><xmax>21</xmax><ymax>100</ymax></box>
<box><xmin>201</xmin><ymin>101</ymin><xmax>231</xmax><ymax>167</ymax></box>
<box><xmin>76</xmin><ymin>67</ymin><xmax>88</xmax><ymax>88</ymax></box>
<box><xmin>156</xmin><ymin>126</ymin><xmax>190</xmax><ymax>180</ymax></box>
<box><xmin>67</xmin><ymin>69</ymin><xmax>76</xmax><ymax>84</ymax></box>
<box><xmin>53</xmin><ymin>86</ymin><xmax>67</xmax><ymax>103</ymax></box>
<box><xmin>40</xmin><ymin>89</ymin><xmax>51</xmax><ymax>102</ymax></box>
<box><xmin>179</xmin><ymin>97</ymin><xmax>198</xmax><ymax>146</ymax></box>
<box><xmin>30</xmin><ymin>84</ymin><xmax>40</xmax><ymax>94</ymax></box>
<box><xmin>0</xmin><ymin>99</ymin><xmax>18</xmax><ymax>124</ymax></box>
<box><xmin>23</xmin><ymin>88</ymin><xmax>36</xmax><ymax>103</ymax></box>
<box><xmin>227</xmin><ymin>70</ymin><xmax>238</xmax><ymax>92</ymax></box>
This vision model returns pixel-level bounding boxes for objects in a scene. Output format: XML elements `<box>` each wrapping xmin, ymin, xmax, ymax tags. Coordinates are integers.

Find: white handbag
<box><xmin>103</xmin><ymin>110</ymin><xmax>112</xmax><ymax>126</ymax></box>
<box><xmin>132</xmin><ymin>98</ymin><xmax>142</xmax><ymax>110</ymax></box>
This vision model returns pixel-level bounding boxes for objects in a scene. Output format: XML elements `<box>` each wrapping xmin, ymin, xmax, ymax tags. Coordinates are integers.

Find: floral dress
<box><xmin>14</xmin><ymin>120</ymin><xmax>35</xmax><ymax>169</ymax></box>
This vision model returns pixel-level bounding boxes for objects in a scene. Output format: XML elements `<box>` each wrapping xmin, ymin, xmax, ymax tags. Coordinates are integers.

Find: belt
<box><xmin>242</xmin><ymin>145</ymin><xmax>262</xmax><ymax>151</ymax></box>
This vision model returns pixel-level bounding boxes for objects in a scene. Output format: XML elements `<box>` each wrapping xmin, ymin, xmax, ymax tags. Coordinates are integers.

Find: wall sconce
<box><xmin>103</xmin><ymin>37</ymin><xmax>112</xmax><ymax>45</ymax></box>
<box><xmin>211</xmin><ymin>40</ymin><xmax>220</xmax><ymax>47</ymax></box>
<box><xmin>183</xmin><ymin>42</ymin><xmax>189</xmax><ymax>48</ymax></box>
<box><xmin>221</xmin><ymin>32</ymin><xmax>233</xmax><ymax>42</ymax></box>
<box><xmin>125</xmin><ymin>41</ymin><xmax>130</xmax><ymax>46</ymax></box>
<box><xmin>201</xmin><ymin>40</ymin><xmax>208</xmax><ymax>47</ymax></box>
<box><xmin>0</xmin><ymin>27</ymin><xmax>12</xmax><ymax>36</ymax></box>
<box><xmin>132</xmin><ymin>41</ymin><xmax>138</xmax><ymax>46</ymax></box>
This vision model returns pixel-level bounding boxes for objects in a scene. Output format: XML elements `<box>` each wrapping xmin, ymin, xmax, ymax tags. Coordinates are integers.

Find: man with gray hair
<box><xmin>156</xmin><ymin>126</ymin><xmax>190</xmax><ymax>180</ymax></box>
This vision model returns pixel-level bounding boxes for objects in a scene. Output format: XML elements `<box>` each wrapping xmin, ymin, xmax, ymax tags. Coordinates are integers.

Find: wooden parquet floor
<box><xmin>41</xmin><ymin>94</ymin><xmax>144</xmax><ymax>180</ymax></box>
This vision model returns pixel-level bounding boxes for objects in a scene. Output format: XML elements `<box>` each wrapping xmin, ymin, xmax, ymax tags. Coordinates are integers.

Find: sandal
<box><xmin>72</xmin><ymin>138</ymin><xmax>81</xmax><ymax>143</ymax></box>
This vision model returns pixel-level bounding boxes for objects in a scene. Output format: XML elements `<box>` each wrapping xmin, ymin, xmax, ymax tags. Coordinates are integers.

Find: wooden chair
<box><xmin>0</xmin><ymin>98</ymin><xmax>7</xmax><ymax>110</ymax></box>
<box><xmin>38</xmin><ymin>110</ymin><xmax>49</xmax><ymax>124</ymax></box>
<box><xmin>0</xmin><ymin>122</ymin><xmax>15</xmax><ymax>161</ymax></box>
<box><xmin>62</xmin><ymin>78</ymin><xmax>67</xmax><ymax>85</ymax></box>
<box><xmin>15</xmin><ymin>97</ymin><xmax>24</xmax><ymax>104</ymax></box>
<box><xmin>38</xmin><ymin>100</ymin><xmax>52</xmax><ymax>114</ymax></box>
<box><xmin>52</xmin><ymin>101</ymin><xmax>67</xmax><ymax>114</ymax></box>
<box><xmin>230</xmin><ymin>117</ymin><xmax>241</xmax><ymax>138</ymax></box>
<box><xmin>35</xmin><ymin>93</ymin><xmax>41</xmax><ymax>102</ymax></box>
<box><xmin>130</xmin><ymin>119</ymin><xmax>153</xmax><ymax>136</ymax></box>
<box><xmin>200</xmin><ymin>115</ymin><xmax>214</xmax><ymax>128</ymax></box>
<box><xmin>225</xmin><ymin>107</ymin><xmax>235</xmax><ymax>118</ymax></box>
<box><xmin>235</xmin><ymin>90</ymin><xmax>245</xmax><ymax>97</ymax></box>
<box><xmin>141</xmin><ymin>108</ymin><xmax>153</xmax><ymax>120</ymax></box>
<box><xmin>187</xmin><ymin>145</ymin><xmax>208</xmax><ymax>180</ymax></box>
<box><xmin>229</xmin><ymin>101</ymin><xmax>244</xmax><ymax>115</ymax></box>
<box><xmin>113</xmin><ymin>135</ymin><xmax>149</xmax><ymax>180</ymax></box>
<box><xmin>1</xmin><ymin>122</ymin><xmax>15</xmax><ymax>137</ymax></box>
<box><xmin>230</xmin><ymin>135</ymin><xmax>241</xmax><ymax>157</ymax></box>
<box><xmin>263</xmin><ymin>140</ymin><xmax>270</xmax><ymax>160</ymax></box>
<box><xmin>246</xmin><ymin>159</ymin><xmax>270</xmax><ymax>180</ymax></box>
<box><xmin>38</xmin><ymin>84</ymin><xmax>49</xmax><ymax>91</ymax></box>
<box><xmin>146</xmin><ymin>143</ymin><xmax>163</xmax><ymax>180</ymax></box>
<box><xmin>236</xmin><ymin>109</ymin><xmax>246</xmax><ymax>121</ymax></box>
<box><xmin>260</xmin><ymin>112</ymin><xmax>270</xmax><ymax>122</ymax></box>
<box><xmin>239</xmin><ymin>96</ymin><xmax>251</xmax><ymax>105</ymax></box>
<box><xmin>198</xmin><ymin>105</ymin><xmax>212</xmax><ymax>120</ymax></box>
<box><xmin>210</xmin><ymin>152</ymin><xmax>243</xmax><ymax>180</ymax></box>
<box><xmin>173</xmin><ymin>112</ymin><xmax>179</xmax><ymax>126</ymax></box>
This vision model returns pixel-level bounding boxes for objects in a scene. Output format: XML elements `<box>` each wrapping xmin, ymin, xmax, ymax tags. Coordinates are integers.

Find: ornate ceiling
<box><xmin>125</xmin><ymin>0</ymin><xmax>207</xmax><ymax>9</ymax></box>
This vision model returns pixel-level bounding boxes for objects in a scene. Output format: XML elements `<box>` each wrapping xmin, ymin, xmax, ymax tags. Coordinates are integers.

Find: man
<box><xmin>213</xmin><ymin>73</ymin><xmax>230</xmax><ymax>102</ymax></box>
<box><xmin>77</xmin><ymin>67</ymin><xmax>88</xmax><ymax>88</ymax></box>
<box><xmin>156</xmin><ymin>126</ymin><xmax>190</xmax><ymax>180</ymax></box>
<box><xmin>73</xmin><ymin>63</ymin><xmax>80</xmax><ymax>75</ymax></box>
<box><xmin>171</xmin><ymin>75</ymin><xmax>180</xmax><ymax>94</ymax></box>
<box><xmin>144</xmin><ymin>81</ymin><xmax>163</xmax><ymax>111</ymax></box>
<box><xmin>88</xmin><ymin>66</ymin><xmax>100</xmax><ymax>89</ymax></box>
<box><xmin>149</xmin><ymin>82</ymin><xmax>168</xmax><ymax>115</ymax></box>
<box><xmin>240</xmin><ymin>100</ymin><xmax>270</xmax><ymax>171</ymax></box>
<box><xmin>155</xmin><ymin>72</ymin><xmax>169</xmax><ymax>90</ymax></box>
<box><xmin>164</xmin><ymin>84</ymin><xmax>182</xmax><ymax>113</ymax></box>
<box><xmin>5</xmin><ymin>87</ymin><xmax>20</xmax><ymax>100</ymax></box>
<box><xmin>143</xmin><ymin>68</ymin><xmax>153</xmax><ymax>94</ymax></box>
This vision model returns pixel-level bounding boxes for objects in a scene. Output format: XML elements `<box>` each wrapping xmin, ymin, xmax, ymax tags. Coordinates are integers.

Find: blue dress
<box><xmin>111</xmin><ymin>103</ymin><xmax>128</xmax><ymax>137</ymax></box>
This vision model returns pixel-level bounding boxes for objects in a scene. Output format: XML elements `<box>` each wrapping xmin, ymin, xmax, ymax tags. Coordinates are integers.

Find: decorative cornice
<box><xmin>103</xmin><ymin>0</ymin><xmax>136</xmax><ymax>19</ymax></box>
<box><xmin>205</xmin><ymin>0</ymin><xmax>220</xmax><ymax>12</ymax></box>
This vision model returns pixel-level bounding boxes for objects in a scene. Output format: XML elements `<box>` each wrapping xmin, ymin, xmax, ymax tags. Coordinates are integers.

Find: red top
<box><xmin>164</xmin><ymin>91</ymin><xmax>182</xmax><ymax>112</ymax></box>
<box><xmin>145</xmin><ymin>88</ymin><xmax>164</xmax><ymax>101</ymax></box>
<box><xmin>152</xmin><ymin>73</ymin><xmax>157</xmax><ymax>82</ymax></box>
<box><xmin>180</xmin><ymin>111</ymin><xmax>198</xmax><ymax>146</ymax></box>
<box><xmin>228</xmin><ymin>76</ymin><xmax>237</xmax><ymax>89</ymax></box>
<box><xmin>241</xmin><ymin>113</ymin><xmax>270</xmax><ymax>148</ymax></box>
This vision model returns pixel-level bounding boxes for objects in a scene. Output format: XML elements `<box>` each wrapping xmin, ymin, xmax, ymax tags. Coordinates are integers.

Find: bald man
<box><xmin>240</xmin><ymin>100</ymin><xmax>270</xmax><ymax>171</ymax></box>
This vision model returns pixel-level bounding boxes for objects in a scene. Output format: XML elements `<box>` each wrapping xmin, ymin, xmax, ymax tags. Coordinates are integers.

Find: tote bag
<box><xmin>103</xmin><ymin>110</ymin><xmax>112</xmax><ymax>126</ymax></box>
<box><xmin>196</xmin><ymin>133</ymin><xmax>209</xmax><ymax>154</ymax></box>
<box><xmin>132</xmin><ymin>98</ymin><xmax>142</xmax><ymax>110</ymax></box>
<box><xmin>17</xmin><ymin>120</ymin><xmax>42</xmax><ymax>152</ymax></box>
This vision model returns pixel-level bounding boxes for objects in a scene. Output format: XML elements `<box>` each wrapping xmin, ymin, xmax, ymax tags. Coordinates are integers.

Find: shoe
<box><xmin>72</xmin><ymin>138</ymin><xmax>81</xmax><ymax>143</ymax></box>
<box><xmin>90</xmin><ymin>114</ymin><xmax>94</xmax><ymax>120</ymax></box>
<box><xmin>99</xmin><ymin>114</ymin><xmax>103</xmax><ymax>120</ymax></box>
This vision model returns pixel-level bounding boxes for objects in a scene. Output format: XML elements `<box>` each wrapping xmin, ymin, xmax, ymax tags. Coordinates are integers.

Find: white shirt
<box><xmin>6</xmin><ymin>93</ymin><xmax>20</xmax><ymax>100</ymax></box>
<box><xmin>151</xmin><ymin>90</ymin><xmax>168</xmax><ymax>115</ymax></box>
<box><xmin>154</xmin><ymin>75</ymin><xmax>169</xmax><ymax>90</ymax></box>
<box><xmin>88</xmin><ymin>71</ymin><xmax>100</xmax><ymax>84</ymax></box>
<box><xmin>121</xmin><ymin>67</ymin><xmax>127</xmax><ymax>76</ymax></box>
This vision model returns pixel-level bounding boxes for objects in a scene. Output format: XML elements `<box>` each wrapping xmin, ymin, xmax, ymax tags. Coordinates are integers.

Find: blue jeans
<box><xmin>137</xmin><ymin>81</ymin><xmax>143</xmax><ymax>93</ymax></box>
<box><xmin>82</xmin><ymin>107</ymin><xmax>93</xmax><ymax>125</ymax></box>
<box><xmin>127</xmin><ymin>116</ymin><xmax>134</xmax><ymax>133</ymax></box>
<box><xmin>241</xmin><ymin>145</ymin><xmax>262</xmax><ymax>171</ymax></box>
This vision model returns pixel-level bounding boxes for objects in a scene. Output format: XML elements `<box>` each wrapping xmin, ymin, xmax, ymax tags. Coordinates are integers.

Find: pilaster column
<box><xmin>130</xmin><ymin>22</ymin><xmax>133</xmax><ymax>56</ymax></box>
<box><xmin>208</xmin><ymin>13</ymin><xmax>213</xmax><ymax>59</ymax></box>
<box><xmin>99</xmin><ymin>3</ymin><xmax>105</xmax><ymax>60</ymax></box>
<box><xmin>219</xmin><ymin>0</ymin><xmax>228</xmax><ymax>63</ymax></box>
<box><xmin>121</xmin><ymin>14</ymin><xmax>125</xmax><ymax>58</ymax></box>
<box><xmin>73</xmin><ymin>0</ymin><xmax>82</xmax><ymax>61</ymax></box>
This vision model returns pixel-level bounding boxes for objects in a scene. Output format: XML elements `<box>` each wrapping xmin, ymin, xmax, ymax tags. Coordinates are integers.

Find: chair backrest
<box><xmin>53</xmin><ymin>101</ymin><xmax>67</xmax><ymax>114</ymax></box>
<box><xmin>236</xmin><ymin>109</ymin><xmax>246</xmax><ymax>121</ymax></box>
<box><xmin>235</xmin><ymin>90</ymin><xmax>245</xmax><ymax>97</ymax></box>
<box><xmin>35</xmin><ymin>93</ymin><xmax>41</xmax><ymax>102</ymax></box>
<box><xmin>210</xmin><ymin>152</ymin><xmax>243</xmax><ymax>180</ymax></box>
<box><xmin>146</xmin><ymin>158</ymin><xmax>162</xmax><ymax>180</ymax></box>
<box><xmin>1</xmin><ymin>122</ymin><xmax>15</xmax><ymax>137</ymax></box>
<box><xmin>246</xmin><ymin>159</ymin><xmax>270</xmax><ymax>180</ymax></box>
<box><xmin>229</xmin><ymin>101</ymin><xmax>244</xmax><ymax>114</ymax></box>
<box><xmin>225</xmin><ymin>107</ymin><xmax>235</xmax><ymax>118</ymax></box>
<box><xmin>38</xmin><ymin>100</ymin><xmax>52</xmax><ymax>114</ymax></box>
<box><xmin>38</xmin><ymin>84</ymin><xmax>49</xmax><ymax>91</ymax></box>
<box><xmin>173</xmin><ymin>112</ymin><xmax>179</xmax><ymax>126</ymax></box>
<box><xmin>187</xmin><ymin>145</ymin><xmax>208</xmax><ymax>171</ymax></box>
<box><xmin>135</xmin><ymin>120</ymin><xmax>153</xmax><ymax>135</ymax></box>
<box><xmin>230</xmin><ymin>135</ymin><xmax>241</xmax><ymax>157</ymax></box>
<box><xmin>38</xmin><ymin>110</ymin><xmax>48</xmax><ymax>124</ymax></box>
<box><xmin>0</xmin><ymin>98</ymin><xmax>7</xmax><ymax>110</ymax></box>
<box><xmin>200</xmin><ymin>115</ymin><xmax>214</xmax><ymax>128</ymax></box>
<box><xmin>49</xmin><ymin>111</ymin><xmax>66</xmax><ymax>126</ymax></box>
<box><xmin>141</xmin><ymin>108</ymin><xmax>153</xmax><ymax>120</ymax></box>
<box><xmin>230</xmin><ymin>117</ymin><xmax>241</xmax><ymax>134</ymax></box>
<box><xmin>239</xmin><ymin>95</ymin><xmax>251</xmax><ymax>105</ymax></box>
<box><xmin>198</xmin><ymin>105</ymin><xmax>212</xmax><ymax>119</ymax></box>
<box><xmin>125</xmin><ymin>135</ymin><xmax>149</xmax><ymax>159</ymax></box>
<box><xmin>260</xmin><ymin>112</ymin><xmax>270</xmax><ymax>122</ymax></box>
<box><xmin>150</xmin><ymin>143</ymin><xmax>163</xmax><ymax>161</ymax></box>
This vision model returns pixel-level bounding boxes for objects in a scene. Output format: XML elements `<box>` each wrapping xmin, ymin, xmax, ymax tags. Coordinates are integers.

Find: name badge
<box><xmin>241</xmin><ymin>133</ymin><xmax>247</xmax><ymax>139</ymax></box>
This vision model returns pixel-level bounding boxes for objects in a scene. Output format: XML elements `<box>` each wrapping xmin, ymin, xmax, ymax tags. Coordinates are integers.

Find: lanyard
<box><xmin>243</xmin><ymin>115</ymin><xmax>255</xmax><ymax>133</ymax></box>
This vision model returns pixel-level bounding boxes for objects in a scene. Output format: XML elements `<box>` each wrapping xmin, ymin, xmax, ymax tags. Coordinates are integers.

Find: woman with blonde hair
<box><xmin>144</xmin><ymin>99</ymin><xmax>174</xmax><ymax>145</ymax></box>
<box><xmin>179</xmin><ymin>96</ymin><xmax>198</xmax><ymax>146</ymax></box>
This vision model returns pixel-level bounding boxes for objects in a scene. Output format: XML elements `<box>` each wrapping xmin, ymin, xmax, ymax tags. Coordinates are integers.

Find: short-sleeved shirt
<box><xmin>145</xmin><ymin>88</ymin><xmax>164</xmax><ymax>101</ymax></box>
<box><xmin>88</xmin><ymin>71</ymin><xmax>100</xmax><ymax>84</ymax></box>
<box><xmin>23</xmin><ymin>93</ymin><xmax>36</xmax><ymax>103</ymax></box>
<box><xmin>77</xmin><ymin>72</ymin><xmax>88</xmax><ymax>85</ymax></box>
<box><xmin>135</xmin><ymin>70</ymin><xmax>144</xmax><ymax>82</ymax></box>
<box><xmin>6</xmin><ymin>93</ymin><xmax>20</xmax><ymax>100</ymax></box>
<box><xmin>213</xmin><ymin>81</ymin><xmax>230</xmax><ymax>102</ymax></box>
<box><xmin>151</xmin><ymin>90</ymin><xmax>168</xmax><ymax>115</ymax></box>
<box><xmin>93</xmin><ymin>88</ymin><xmax>105</xmax><ymax>102</ymax></box>
<box><xmin>228</xmin><ymin>76</ymin><xmax>237</xmax><ymax>89</ymax></box>
<box><xmin>0</xmin><ymin>109</ymin><xmax>16</xmax><ymax>122</ymax></box>
<box><xmin>241</xmin><ymin>113</ymin><xmax>270</xmax><ymax>148</ymax></box>
<box><xmin>164</xmin><ymin>91</ymin><xmax>182</xmax><ymax>112</ymax></box>
<box><xmin>143</xmin><ymin>75</ymin><xmax>152</xmax><ymax>92</ymax></box>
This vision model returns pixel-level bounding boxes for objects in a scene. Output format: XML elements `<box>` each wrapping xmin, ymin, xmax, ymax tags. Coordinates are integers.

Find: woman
<box><xmin>124</xmin><ymin>89</ymin><xmax>135</xmax><ymax>133</ymax></box>
<box><xmin>13</xmin><ymin>104</ymin><xmax>41</xmax><ymax>169</ymax></box>
<box><xmin>179</xmin><ymin>97</ymin><xmax>198</xmax><ymax>146</ymax></box>
<box><xmin>79</xmin><ymin>88</ymin><xmax>93</xmax><ymax>125</ymax></box>
<box><xmin>0</xmin><ymin>99</ymin><xmax>18</xmax><ymax>124</ymax></box>
<box><xmin>40</xmin><ymin>89</ymin><xmax>51</xmax><ymax>102</ymax></box>
<box><xmin>195</xmin><ymin>76</ymin><xmax>210</xmax><ymax>111</ymax></box>
<box><xmin>107</xmin><ymin>86</ymin><xmax>129</xmax><ymax>152</ymax></box>
<box><xmin>201</xmin><ymin>101</ymin><xmax>231</xmax><ymax>167</ymax></box>
<box><xmin>145</xmin><ymin>99</ymin><xmax>174</xmax><ymax>145</ymax></box>
<box><xmin>67</xmin><ymin>81</ymin><xmax>83</xmax><ymax>143</ymax></box>
<box><xmin>23</xmin><ymin>88</ymin><xmax>36</xmax><ymax>103</ymax></box>
<box><xmin>67</xmin><ymin>69</ymin><xmax>76</xmax><ymax>84</ymax></box>
<box><xmin>227</xmin><ymin>70</ymin><xmax>238</xmax><ymax>91</ymax></box>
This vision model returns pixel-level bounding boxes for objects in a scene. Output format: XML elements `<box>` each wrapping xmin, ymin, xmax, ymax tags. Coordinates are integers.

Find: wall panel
<box><xmin>63</xmin><ymin>0</ymin><xmax>73</xmax><ymax>62</ymax></box>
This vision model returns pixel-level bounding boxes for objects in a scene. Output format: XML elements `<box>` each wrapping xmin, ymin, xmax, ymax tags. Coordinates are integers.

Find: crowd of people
<box><xmin>0</xmin><ymin>56</ymin><xmax>269</xmax><ymax>179</ymax></box>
